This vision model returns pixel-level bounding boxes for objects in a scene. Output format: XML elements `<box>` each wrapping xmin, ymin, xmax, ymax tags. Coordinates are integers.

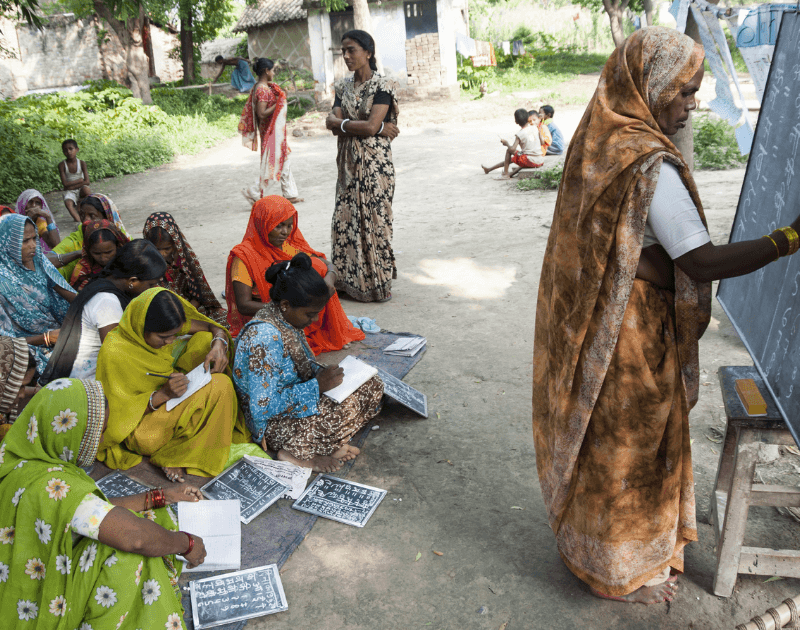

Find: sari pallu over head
<box><xmin>81</xmin><ymin>193</ymin><xmax>129</xmax><ymax>238</ymax></box>
<box><xmin>225</xmin><ymin>196</ymin><xmax>327</xmax><ymax>334</ymax></box>
<box><xmin>0</xmin><ymin>215</ymin><xmax>75</xmax><ymax>373</ymax></box>
<box><xmin>532</xmin><ymin>27</ymin><xmax>710</xmax><ymax>534</ymax></box>
<box><xmin>0</xmin><ymin>378</ymin><xmax>107</xmax><ymax>628</ymax></box>
<box><xmin>143</xmin><ymin>212</ymin><xmax>224</xmax><ymax>314</ymax></box>
<box><xmin>238</xmin><ymin>82</ymin><xmax>289</xmax><ymax>195</ymax></box>
<box><xmin>69</xmin><ymin>219</ymin><xmax>130</xmax><ymax>291</ymax></box>
<box><xmin>15</xmin><ymin>189</ymin><xmax>59</xmax><ymax>253</ymax></box>
<box><xmin>95</xmin><ymin>288</ymin><xmax>239</xmax><ymax>469</ymax></box>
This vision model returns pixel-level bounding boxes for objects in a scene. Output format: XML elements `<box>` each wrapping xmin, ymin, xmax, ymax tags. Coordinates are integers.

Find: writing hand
<box><xmin>184</xmin><ymin>534</ymin><xmax>207</xmax><ymax>569</ymax></box>
<box><xmin>317</xmin><ymin>366</ymin><xmax>345</xmax><ymax>392</ymax></box>
<box><xmin>162</xmin><ymin>373</ymin><xmax>189</xmax><ymax>399</ymax></box>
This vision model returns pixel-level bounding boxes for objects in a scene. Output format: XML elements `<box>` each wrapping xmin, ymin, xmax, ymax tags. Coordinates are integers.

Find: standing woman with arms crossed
<box><xmin>239</xmin><ymin>58</ymin><xmax>302</xmax><ymax>204</ymax></box>
<box><xmin>325</xmin><ymin>30</ymin><xmax>400</xmax><ymax>303</ymax></box>
<box><xmin>533</xmin><ymin>27</ymin><xmax>800</xmax><ymax>605</ymax></box>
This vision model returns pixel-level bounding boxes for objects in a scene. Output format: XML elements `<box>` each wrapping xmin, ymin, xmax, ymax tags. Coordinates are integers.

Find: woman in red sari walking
<box><xmin>239</xmin><ymin>58</ymin><xmax>302</xmax><ymax>204</ymax></box>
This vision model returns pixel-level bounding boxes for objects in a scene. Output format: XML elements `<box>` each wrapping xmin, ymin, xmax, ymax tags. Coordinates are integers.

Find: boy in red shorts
<box><xmin>482</xmin><ymin>108</ymin><xmax>544</xmax><ymax>179</ymax></box>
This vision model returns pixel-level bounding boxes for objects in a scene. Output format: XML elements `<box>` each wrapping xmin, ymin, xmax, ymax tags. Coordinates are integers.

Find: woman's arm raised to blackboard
<box><xmin>675</xmin><ymin>216</ymin><xmax>800</xmax><ymax>283</ymax></box>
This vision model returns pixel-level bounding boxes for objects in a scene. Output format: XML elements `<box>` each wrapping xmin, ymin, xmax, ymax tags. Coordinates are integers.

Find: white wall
<box><xmin>371</xmin><ymin>1</ymin><xmax>408</xmax><ymax>84</ymax></box>
<box><xmin>435</xmin><ymin>0</ymin><xmax>457</xmax><ymax>87</ymax></box>
<box><xmin>308</xmin><ymin>10</ymin><xmax>335</xmax><ymax>100</ymax></box>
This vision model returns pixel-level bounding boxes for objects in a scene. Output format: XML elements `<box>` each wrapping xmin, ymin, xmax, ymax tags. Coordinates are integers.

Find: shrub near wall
<box><xmin>0</xmin><ymin>82</ymin><xmax>250</xmax><ymax>202</ymax></box>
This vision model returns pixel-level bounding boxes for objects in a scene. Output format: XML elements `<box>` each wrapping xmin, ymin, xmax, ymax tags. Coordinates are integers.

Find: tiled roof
<box><xmin>233</xmin><ymin>0</ymin><xmax>306</xmax><ymax>31</ymax></box>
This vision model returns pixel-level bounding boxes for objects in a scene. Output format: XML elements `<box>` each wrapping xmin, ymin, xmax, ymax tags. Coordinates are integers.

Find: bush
<box><xmin>0</xmin><ymin>81</ymin><xmax>310</xmax><ymax>201</ymax></box>
<box><xmin>516</xmin><ymin>164</ymin><xmax>563</xmax><ymax>191</ymax></box>
<box><xmin>693</xmin><ymin>114</ymin><xmax>748</xmax><ymax>170</ymax></box>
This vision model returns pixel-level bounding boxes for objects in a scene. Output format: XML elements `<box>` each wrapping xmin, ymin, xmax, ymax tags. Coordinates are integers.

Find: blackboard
<box><xmin>292</xmin><ymin>474</ymin><xmax>386</xmax><ymax>527</ymax></box>
<box><xmin>375</xmin><ymin>366</ymin><xmax>428</xmax><ymax>418</ymax></box>
<box><xmin>96</xmin><ymin>470</ymin><xmax>150</xmax><ymax>498</ymax></box>
<box><xmin>200</xmin><ymin>459</ymin><xmax>288</xmax><ymax>525</ymax></box>
<box><xmin>189</xmin><ymin>564</ymin><xmax>288</xmax><ymax>629</ymax></box>
<box><xmin>717</xmin><ymin>10</ymin><xmax>800</xmax><ymax>443</ymax></box>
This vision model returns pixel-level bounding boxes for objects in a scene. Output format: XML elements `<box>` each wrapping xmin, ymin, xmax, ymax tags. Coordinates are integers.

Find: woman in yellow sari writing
<box><xmin>97</xmin><ymin>288</ymin><xmax>249</xmax><ymax>483</ymax></box>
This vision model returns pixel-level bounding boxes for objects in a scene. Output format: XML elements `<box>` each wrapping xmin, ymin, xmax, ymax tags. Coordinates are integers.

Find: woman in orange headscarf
<box><xmin>225</xmin><ymin>196</ymin><xmax>365</xmax><ymax>353</ymax></box>
<box><xmin>533</xmin><ymin>27</ymin><xmax>800</xmax><ymax>605</ymax></box>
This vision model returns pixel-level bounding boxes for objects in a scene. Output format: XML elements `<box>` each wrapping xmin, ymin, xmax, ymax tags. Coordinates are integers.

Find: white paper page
<box><xmin>244</xmin><ymin>455</ymin><xmax>312</xmax><ymax>500</ymax></box>
<box><xmin>323</xmin><ymin>356</ymin><xmax>378</xmax><ymax>404</ymax></box>
<box><xmin>165</xmin><ymin>364</ymin><xmax>212</xmax><ymax>411</ymax></box>
<box><xmin>178</xmin><ymin>499</ymin><xmax>241</xmax><ymax>572</ymax></box>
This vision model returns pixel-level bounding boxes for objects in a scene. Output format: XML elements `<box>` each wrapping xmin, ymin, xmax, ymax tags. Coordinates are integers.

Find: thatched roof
<box><xmin>233</xmin><ymin>0</ymin><xmax>306</xmax><ymax>32</ymax></box>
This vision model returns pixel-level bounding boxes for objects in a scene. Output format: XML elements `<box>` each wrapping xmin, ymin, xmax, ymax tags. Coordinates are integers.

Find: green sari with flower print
<box><xmin>0</xmin><ymin>378</ymin><xmax>186</xmax><ymax>629</ymax></box>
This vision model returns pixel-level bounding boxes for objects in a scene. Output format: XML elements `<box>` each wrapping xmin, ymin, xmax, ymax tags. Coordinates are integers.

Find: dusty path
<box><xmin>44</xmin><ymin>104</ymin><xmax>800</xmax><ymax>629</ymax></box>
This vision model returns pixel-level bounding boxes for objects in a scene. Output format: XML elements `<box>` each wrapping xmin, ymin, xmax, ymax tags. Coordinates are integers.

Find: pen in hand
<box><xmin>146</xmin><ymin>372</ymin><xmax>172</xmax><ymax>379</ymax></box>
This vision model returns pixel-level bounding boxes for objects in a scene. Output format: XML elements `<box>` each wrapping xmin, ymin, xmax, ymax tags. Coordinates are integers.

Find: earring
<box><xmin>128</xmin><ymin>284</ymin><xmax>134</xmax><ymax>290</ymax></box>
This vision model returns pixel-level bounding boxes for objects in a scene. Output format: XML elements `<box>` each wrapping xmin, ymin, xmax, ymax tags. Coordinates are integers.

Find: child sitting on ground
<box><xmin>58</xmin><ymin>139</ymin><xmax>91</xmax><ymax>223</ymax></box>
<box><xmin>482</xmin><ymin>108</ymin><xmax>544</xmax><ymax>179</ymax></box>
<box><xmin>539</xmin><ymin>105</ymin><xmax>565</xmax><ymax>155</ymax></box>
<box><xmin>530</xmin><ymin>110</ymin><xmax>552</xmax><ymax>157</ymax></box>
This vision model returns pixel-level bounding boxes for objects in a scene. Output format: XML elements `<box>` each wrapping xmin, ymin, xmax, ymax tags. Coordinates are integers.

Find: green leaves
<box><xmin>693</xmin><ymin>115</ymin><xmax>748</xmax><ymax>170</ymax></box>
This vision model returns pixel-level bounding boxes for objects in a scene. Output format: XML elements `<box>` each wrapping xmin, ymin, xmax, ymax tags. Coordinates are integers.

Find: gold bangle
<box><xmin>764</xmin><ymin>234</ymin><xmax>781</xmax><ymax>260</ymax></box>
<box><xmin>778</xmin><ymin>226</ymin><xmax>800</xmax><ymax>256</ymax></box>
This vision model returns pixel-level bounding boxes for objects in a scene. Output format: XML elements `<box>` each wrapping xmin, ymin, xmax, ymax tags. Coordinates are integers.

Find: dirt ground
<box><xmin>42</xmin><ymin>82</ymin><xmax>800</xmax><ymax>629</ymax></box>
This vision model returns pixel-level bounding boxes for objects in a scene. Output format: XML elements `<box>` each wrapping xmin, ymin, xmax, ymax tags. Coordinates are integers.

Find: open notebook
<box><xmin>165</xmin><ymin>364</ymin><xmax>212</xmax><ymax>411</ymax></box>
<box><xmin>177</xmin><ymin>499</ymin><xmax>241</xmax><ymax>572</ymax></box>
<box><xmin>323</xmin><ymin>356</ymin><xmax>378</xmax><ymax>404</ymax></box>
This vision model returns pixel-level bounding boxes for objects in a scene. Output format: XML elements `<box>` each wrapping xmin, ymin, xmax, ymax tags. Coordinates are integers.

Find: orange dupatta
<box><xmin>225</xmin><ymin>196</ymin><xmax>365</xmax><ymax>353</ymax></box>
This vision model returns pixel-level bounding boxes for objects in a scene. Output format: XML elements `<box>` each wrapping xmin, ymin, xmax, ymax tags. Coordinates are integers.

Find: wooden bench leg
<box><xmin>713</xmin><ymin>428</ymin><xmax>760</xmax><ymax>597</ymax></box>
<box><xmin>711</xmin><ymin>423</ymin><xmax>739</xmax><ymax>537</ymax></box>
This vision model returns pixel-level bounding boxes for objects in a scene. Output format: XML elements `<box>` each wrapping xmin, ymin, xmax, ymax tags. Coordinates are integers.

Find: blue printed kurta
<box><xmin>232</xmin><ymin>320</ymin><xmax>319</xmax><ymax>442</ymax></box>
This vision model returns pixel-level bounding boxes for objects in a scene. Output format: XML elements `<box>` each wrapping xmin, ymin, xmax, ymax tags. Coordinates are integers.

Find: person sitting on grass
<box><xmin>539</xmin><ymin>105</ymin><xmax>565</xmax><ymax>155</ymax></box>
<box><xmin>482</xmin><ymin>108</ymin><xmax>544</xmax><ymax>179</ymax></box>
<box><xmin>233</xmin><ymin>253</ymin><xmax>384</xmax><ymax>473</ymax></box>
<box><xmin>211</xmin><ymin>54</ymin><xmax>255</xmax><ymax>93</ymax></box>
<box><xmin>58</xmin><ymin>138</ymin><xmax>91</xmax><ymax>223</ymax></box>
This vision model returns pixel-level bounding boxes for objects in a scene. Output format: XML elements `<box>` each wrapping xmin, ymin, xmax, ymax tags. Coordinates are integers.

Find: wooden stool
<box><xmin>711</xmin><ymin>367</ymin><xmax>800</xmax><ymax>597</ymax></box>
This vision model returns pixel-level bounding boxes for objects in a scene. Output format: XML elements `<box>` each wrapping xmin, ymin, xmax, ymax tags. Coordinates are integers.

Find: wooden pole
<box><xmin>736</xmin><ymin>593</ymin><xmax>800</xmax><ymax>630</ymax></box>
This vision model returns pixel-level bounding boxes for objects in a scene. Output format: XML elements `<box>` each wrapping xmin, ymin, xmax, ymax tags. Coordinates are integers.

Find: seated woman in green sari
<box><xmin>97</xmin><ymin>288</ymin><xmax>250</xmax><ymax>483</ymax></box>
<box><xmin>0</xmin><ymin>378</ymin><xmax>207</xmax><ymax>628</ymax></box>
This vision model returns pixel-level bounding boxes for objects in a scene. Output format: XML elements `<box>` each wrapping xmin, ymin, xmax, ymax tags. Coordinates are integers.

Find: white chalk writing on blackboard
<box><xmin>200</xmin><ymin>459</ymin><xmax>288</xmax><ymax>524</ymax></box>
<box><xmin>292</xmin><ymin>474</ymin><xmax>387</xmax><ymax>527</ymax></box>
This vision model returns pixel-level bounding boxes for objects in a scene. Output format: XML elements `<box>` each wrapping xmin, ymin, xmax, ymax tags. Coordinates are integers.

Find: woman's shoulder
<box><xmin>239</xmin><ymin>319</ymin><xmax>282</xmax><ymax>345</ymax></box>
<box><xmin>334</xmin><ymin>77</ymin><xmax>352</xmax><ymax>96</ymax></box>
<box><xmin>372</xmin><ymin>74</ymin><xmax>399</xmax><ymax>96</ymax></box>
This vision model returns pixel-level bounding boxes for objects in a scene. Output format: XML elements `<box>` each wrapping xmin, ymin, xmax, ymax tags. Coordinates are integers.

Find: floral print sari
<box><xmin>332</xmin><ymin>74</ymin><xmax>399</xmax><ymax>302</ymax></box>
<box><xmin>0</xmin><ymin>378</ymin><xmax>185</xmax><ymax>629</ymax></box>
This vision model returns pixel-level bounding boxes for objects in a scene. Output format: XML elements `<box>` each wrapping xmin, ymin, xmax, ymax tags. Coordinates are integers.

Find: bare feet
<box><xmin>285</xmin><ymin>197</ymin><xmax>305</xmax><ymax>204</ymax></box>
<box><xmin>481</xmin><ymin>165</ymin><xmax>491</xmax><ymax>174</ymax></box>
<box><xmin>495</xmin><ymin>174</ymin><xmax>511</xmax><ymax>180</ymax></box>
<box><xmin>162</xmin><ymin>466</ymin><xmax>185</xmax><ymax>483</ymax></box>
<box><xmin>330</xmin><ymin>444</ymin><xmax>360</xmax><ymax>462</ymax></box>
<box><xmin>277</xmin><ymin>449</ymin><xmax>343</xmax><ymax>473</ymax></box>
<box><xmin>590</xmin><ymin>579</ymin><xmax>678</xmax><ymax>604</ymax></box>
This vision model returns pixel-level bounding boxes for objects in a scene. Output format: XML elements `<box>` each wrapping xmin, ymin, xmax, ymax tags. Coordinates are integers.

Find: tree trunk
<box><xmin>180</xmin><ymin>11</ymin><xmax>194</xmax><ymax>86</ymax></box>
<box><xmin>642</xmin><ymin>0</ymin><xmax>654</xmax><ymax>26</ymax></box>
<box><xmin>92</xmin><ymin>0</ymin><xmax>152</xmax><ymax>103</ymax></box>
<box><xmin>607</xmin><ymin>8</ymin><xmax>626</xmax><ymax>47</ymax></box>
<box><xmin>351</xmin><ymin>0</ymin><xmax>384</xmax><ymax>74</ymax></box>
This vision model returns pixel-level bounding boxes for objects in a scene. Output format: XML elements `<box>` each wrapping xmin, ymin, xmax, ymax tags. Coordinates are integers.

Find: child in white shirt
<box><xmin>482</xmin><ymin>108</ymin><xmax>544</xmax><ymax>179</ymax></box>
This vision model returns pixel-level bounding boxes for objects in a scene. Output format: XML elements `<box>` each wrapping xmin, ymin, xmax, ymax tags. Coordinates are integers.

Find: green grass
<box><xmin>0</xmin><ymin>80</ymin><xmax>312</xmax><ymax>201</ymax></box>
<box><xmin>516</xmin><ymin>164</ymin><xmax>564</xmax><ymax>191</ymax></box>
<box><xmin>693</xmin><ymin>114</ymin><xmax>748</xmax><ymax>170</ymax></box>
<box><xmin>459</xmin><ymin>50</ymin><xmax>607</xmax><ymax>96</ymax></box>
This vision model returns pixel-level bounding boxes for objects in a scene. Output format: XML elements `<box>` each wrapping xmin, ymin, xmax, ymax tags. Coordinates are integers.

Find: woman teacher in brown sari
<box><xmin>533</xmin><ymin>27</ymin><xmax>800</xmax><ymax>605</ymax></box>
<box><xmin>325</xmin><ymin>30</ymin><xmax>400</xmax><ymax>302</ymax></box>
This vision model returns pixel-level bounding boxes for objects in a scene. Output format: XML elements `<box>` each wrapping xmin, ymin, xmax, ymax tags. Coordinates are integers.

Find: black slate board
<box><xmin>189</xmin><ymin>565</ymin><xmax>288</xmax><ymax>629</ymax></box>
<box><xmin>96</xmin><ymin>470</ymin><xmax>150</xmax><ymax>498</ymax></box>
<box><xmin>200</xmin><ymin>460</ymin><xmax>288</xmax><ymax>524</ymax></box>
<box><xmin>375</xmin><ymin>366</ymin><xmax>428</xmax><ymax>417</ymax></box>
<box><xmin>717</xmin><ymin>10</ymin><xmax>800</xmax><ymax>444</ymax></box>
<box><xmin>292</xmin><ymin>474</ymin><xmax>386</xmax><ymax>527</ymax></box>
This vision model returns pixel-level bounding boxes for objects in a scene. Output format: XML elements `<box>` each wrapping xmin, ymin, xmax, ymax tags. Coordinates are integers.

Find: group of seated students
<box><xmin>0</xmin><ymin>190</ymin><xmax>384</xmax><ymax>480</ymax></box>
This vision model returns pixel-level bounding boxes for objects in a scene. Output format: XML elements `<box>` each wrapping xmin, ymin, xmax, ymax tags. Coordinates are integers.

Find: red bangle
<box><xmin>152</xmin><ymin>488</ymin><xmax>166</xmax><ymax>509</ymax></box>
<box><xmin>181</xmin><ymin>531</ymin><xmax>194</xmax><ymax>556</ymax></box>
